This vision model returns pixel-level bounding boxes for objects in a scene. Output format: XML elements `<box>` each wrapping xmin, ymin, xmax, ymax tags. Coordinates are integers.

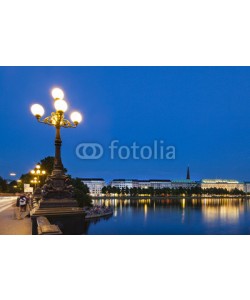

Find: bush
<box><xmin>74</xmin><ymin>189</ymin><xmax>92</xmax><ymax>207</ymax></box>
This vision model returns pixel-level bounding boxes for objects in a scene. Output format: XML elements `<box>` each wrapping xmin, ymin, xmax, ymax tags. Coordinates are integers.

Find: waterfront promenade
<box><xmin>0</xmin><ymin>197</ymin><xmax>31</xmax><ymax>235</ymax></box>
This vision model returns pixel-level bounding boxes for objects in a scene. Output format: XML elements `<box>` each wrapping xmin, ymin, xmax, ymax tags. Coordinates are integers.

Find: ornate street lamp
<box><xmin>30</xmin><ymin>87</ymin><xmax>83</xmax><ymax>200</ymax></box>
<box><xmin>31</xmin><ymin>177</ymin><xmax>40</xmax><ymax>189</ymax></box>
<box><xmin>30</xmin><ymin>163</ymin><xmax>46</xmax><ymax>187</ymax></box>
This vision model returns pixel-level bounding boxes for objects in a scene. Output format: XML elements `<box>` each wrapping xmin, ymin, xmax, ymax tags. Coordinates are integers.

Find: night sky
<box><xmin>1</xmin><ymin>67</ymin><xmax>250</xmax><ymax>182</ymax></box>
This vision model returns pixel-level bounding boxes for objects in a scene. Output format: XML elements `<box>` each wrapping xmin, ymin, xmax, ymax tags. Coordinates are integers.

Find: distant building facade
<box><xmin>171</xmin><ymin>180</ymin><xmax>198</xmax><ymax>189</ymax></box>
<box><xmin>110</xmin><ymin>179</ymin><xmax>138</xmax><ymax>189</ymax></box>
<box><xmin>244</xmin><ymin>182</ymin><xmax>250</xmax><ymax>193</ymax></box>
<box><xmin>110</xmin><ymin>179</ymin><xmax>171</xmax><ymax>189</ymax></box>
<box><xmin>80</xmin><ymin>178</ymin><xmax>105</xmax><ymax>196</ymax></box>
<box><xmin>137</xmin><ymin>180</ymin><xmax>151</xmax><ymax>189</ymax></box>
<box><xmin>147</xmin><ymin>180</ymin><xmax>171</xmax><ymax>189</ymax></box>
<box><xmin>200</xmin><ymin>179</ymin><xmax>244</xmax><ymax>191</ymax></box>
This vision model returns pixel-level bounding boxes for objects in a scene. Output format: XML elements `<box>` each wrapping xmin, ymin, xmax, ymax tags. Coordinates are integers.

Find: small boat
<box><xmin>85</xmin><ymin>210</ymin><xmax>113</xmax><ymax>220</ymax></box>
<box><xmin>84</xmin><ymin>206</ymin><xmax>114</xmax><ymax>220</ymax></box>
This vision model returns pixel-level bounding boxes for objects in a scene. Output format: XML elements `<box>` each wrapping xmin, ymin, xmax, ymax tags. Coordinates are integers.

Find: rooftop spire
<box><xmin>186</xmin><ymin>166</ymin><xmax>190</xmax><ymax>180</ymax></box>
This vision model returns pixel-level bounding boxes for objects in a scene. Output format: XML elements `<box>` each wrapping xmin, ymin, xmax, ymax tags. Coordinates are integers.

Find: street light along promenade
<box><xmin>30</xmin><ymin>87</ymin><xmax>83</xmax><ymax>180</ymax></box>
<box><xmin>30</xmin><ymin>163</ymin><xmax>46</xmax><ymax>188</ymax></box>
<box><xmin>29</xmin><ymin>87</ymin><xmax>85</xmax><ymax>235</ymax></box>
<box><xmin>30</xmin><ymin>87</ymin><xmax>83</xmax><ymax>201</ymax></box>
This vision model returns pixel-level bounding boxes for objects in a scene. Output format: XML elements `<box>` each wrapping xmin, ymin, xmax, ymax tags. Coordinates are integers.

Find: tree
<box><xmin>7</xmin><ymin>180</ymin><xmax>23</xmax><ymax>193</ymax></box>
<box><xmin>19</xmin><ymin>156</ymin><xmax>68</xmax><ymax>186</ymax></box>
<box><xmin>71</xmin><ymin>178</ymin><xmax>92</xmax><ymax>207</ymax></box>
<box><xmin>40</xmin><ymin>156</ymin><xmax>67</xmax><ymax>176</ymax></box>
<box><xmin>105</xmin><ymin>185</ymin><xmax>113</xmax><ymax>195</ymax></box>
<box><xmin>20</xmin><ymin>173</ymin><xmax>33</xmax><ymax>185</ymax></box>
<box><xmin>0</xmin><ymin>176</ymin><xmax>7</xmax><ymax>192</ymax></box>
<box><xmin>230</xmin><ymin>188</ymin><xmax>245</xmax><ymax>195</ymax></box>
<box><xmin>102</xmin><ymin>186</ymin><xmax>108</xmax><ymax>195</ymax></box>
<box><xmin>125</xmin><ymin>187</ymin><xmax>130</xmax><ymax>195</ymax></box>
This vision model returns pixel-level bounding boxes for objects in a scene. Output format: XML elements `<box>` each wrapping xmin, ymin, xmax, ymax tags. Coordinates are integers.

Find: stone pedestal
<box><xmin>42</xmin><ymin>174</ymin><xmax>74</xmax><ymax>200</ymax></box>
<box><xmin>30</xmin><ymin>174</ymin><xmax>86</xmax><ymax>235</ymax></box>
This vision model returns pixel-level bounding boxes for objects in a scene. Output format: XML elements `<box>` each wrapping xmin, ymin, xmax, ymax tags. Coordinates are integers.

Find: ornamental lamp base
<box><xmin>30</xmin><ymin>174</ymin><xmax>86</xmax><ymax>234</ymax></box>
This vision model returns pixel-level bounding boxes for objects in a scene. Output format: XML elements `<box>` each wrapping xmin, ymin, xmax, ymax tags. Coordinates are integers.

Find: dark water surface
<box><xmin>84</xmin><ymin>198</ymin><xmax>250</xmax><ymax>235</ymax></box>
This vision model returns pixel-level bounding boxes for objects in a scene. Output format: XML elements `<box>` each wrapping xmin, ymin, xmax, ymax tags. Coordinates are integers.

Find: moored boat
<box><xmin>84</xmin><ymin>206</ymin><xmax>113</xmax><ymax>220</ymax></box>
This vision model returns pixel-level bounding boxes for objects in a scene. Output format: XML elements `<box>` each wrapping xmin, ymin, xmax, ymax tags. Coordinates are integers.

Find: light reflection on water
<box><xmin>201</xmin><ymin>198</ymin><xmax>245</xmax><ymax>224</ymax></box>
<box><xmin>144</xmin><ymin>203</ymin><xmax>148</xmax><ymax>221</ymax></box>
<box><xmin>86</xmin><ymin>198</ymin><xmax>250</xmax><ymax>235</ymax></box>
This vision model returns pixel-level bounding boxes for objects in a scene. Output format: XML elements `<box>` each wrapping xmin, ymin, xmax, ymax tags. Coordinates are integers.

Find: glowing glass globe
<box><xmin>70</xmin><ymin>111</ymin><xmax>83</xmax><ymax>124</ymax></box>
<box><xmin>54</xmin><ymin>99</ymin><xmax>68</xmax><ymax>112</ymax></box>
<box><xmin>31</xmin><ymin>104</ymin><xmax>45</xmax><ymax>117</ymax></box>
<box><xmin>51</xmin><ymin>87</ymin><xmax>64</xmax><ymax>100</ymax></box>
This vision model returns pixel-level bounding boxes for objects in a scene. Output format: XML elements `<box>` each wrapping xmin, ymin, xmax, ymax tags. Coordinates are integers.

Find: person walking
<box><xmin>25</xmin><ymin>193</ymin><xmax>30</xmax><ymax>211</ymax></box>
<box><xmin>16</xmin><ymin>196</ymin><xmax>21</xmax><ymax>220</ymax></box>
<box><xmin>19</xmin><ymin>195</ymin><xmax>27</xmax><ymax>212</ymax></box>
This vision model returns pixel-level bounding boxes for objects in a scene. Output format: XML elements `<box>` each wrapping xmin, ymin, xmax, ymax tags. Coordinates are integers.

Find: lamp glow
<box><xmin>54</xmin><ymin>99</ymin><xmax>68</xmax><ymax>112</ymax></box>
<box><xmin>52</xmin><ymin>88</ymin><xmax>64</xmax><ymax>100</ymax></box>
<box><xmin>31</xmin><ymin>104</ymin><xmax>45</xmax><ymax>118</ymax></box>
<box><xmin>70</xmin><ymin>111</ymin><xmax>83</xmax><ymax>124</ymax></box>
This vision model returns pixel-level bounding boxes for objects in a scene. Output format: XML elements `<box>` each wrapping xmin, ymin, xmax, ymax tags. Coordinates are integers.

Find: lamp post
<box><xmin>30</xmin><ymin>163</ymin><xmax>46</xmax><ymax>187</ymax></box>
<box><xmin>30</xmin><ymin>177</ymin><xmax>40</xmax><ymax>189</ymax></box>
<box><xmin>30</xmin><ymin>87</ymin><xmax>83</xmax><ymax>200</ymax></box>
<box><xmin>31</xmin><ymin>88</ymin><xmax>82</xmax><ymax>176</ymax></box>
<box><xmin>29</xmin><ymin>87</ymin><xmax>86</xmax><ymax>235</ymax></box>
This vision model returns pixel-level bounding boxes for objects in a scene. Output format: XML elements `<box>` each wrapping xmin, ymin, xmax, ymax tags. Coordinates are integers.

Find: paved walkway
<box><xmin>0</xmin><ymin>197</ymin><xmax>32</xmax><ymax>235</ymax></box>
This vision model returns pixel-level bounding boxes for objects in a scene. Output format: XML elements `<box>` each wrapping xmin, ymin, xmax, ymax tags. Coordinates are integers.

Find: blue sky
<box><xmin>1</xmin><ymin>67</ymin><xmax>250</xmax><ymax>182</ymax></box>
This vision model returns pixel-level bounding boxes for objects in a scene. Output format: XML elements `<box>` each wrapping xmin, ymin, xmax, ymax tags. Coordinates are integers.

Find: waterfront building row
<box><xmin>80</xmin><ymin>178</ymin><xmax>250</xmax><ymax>196</ymax></box>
